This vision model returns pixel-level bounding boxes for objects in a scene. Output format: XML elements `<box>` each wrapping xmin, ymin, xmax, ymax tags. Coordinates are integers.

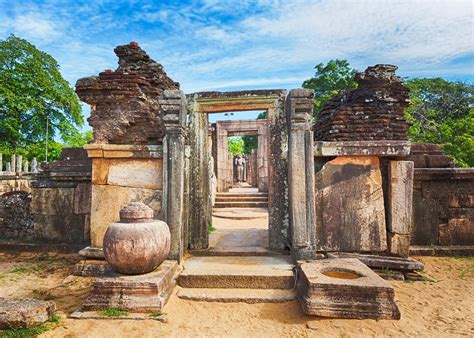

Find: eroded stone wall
<box><xmin>0</xmin><ymin>191</ymin><xmax>33</xmax><ymax>240</ymax></box>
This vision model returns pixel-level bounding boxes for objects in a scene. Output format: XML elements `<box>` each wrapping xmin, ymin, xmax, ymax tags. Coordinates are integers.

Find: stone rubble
<box><xmin>0</xmin><ymin>298</ymin><xmax>55</xmax><ymax>329</ymax></box>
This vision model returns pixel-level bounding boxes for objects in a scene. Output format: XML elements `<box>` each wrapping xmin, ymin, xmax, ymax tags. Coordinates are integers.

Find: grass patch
<box><xmin>207</xmin><ymin>224</ymin><xmax>216</xmax><ymax>233</ymax></box>
<box><xmin>99</xmin><ymin>308</ymin><xmax>129</xmax><ymax>317</ymax></box>
<box><xmin>0</xmin><ymin>314</ymin><xmax>60</xmax><ymax>337</ymax></box>
<box><xmin>8</xmin><ymin>267</ymin><xmax>31</xmax><ymax>274</ymax></box>
<box><xmin>149</xmin><ymin>311</ymin><xmax>166</xmax><ymax>318</ymax></box>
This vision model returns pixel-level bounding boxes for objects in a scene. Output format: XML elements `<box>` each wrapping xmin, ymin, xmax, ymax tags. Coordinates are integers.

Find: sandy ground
<box><xmin>0</xmin><ymin>251</ymin><xmax>472</xmax><ymax>337</ymax></box>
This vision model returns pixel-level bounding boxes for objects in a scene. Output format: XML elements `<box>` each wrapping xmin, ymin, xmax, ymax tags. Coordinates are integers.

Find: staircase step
<box><xmin>215</xmin><ymin>197</ymin><xmax>268</xmax><ymax>202</ymax></box>
<box><xmin>216</xmin><ymin>193</ymin><xmax>268</xmax><ymax>198</ymax></box>
<box><xmin>177</xmin><ymin>288</ymin><xmax>295</xmax><ymax>303</ymax></box>
<box><xmin>178</xmin><ymin>256</ymin><xmax>294</xmax><ymax>289</ymax></box>
<box><xmin>214</xmin><ymin>202</ymin><xmax>268</xmax><ymax>208</ymax></box>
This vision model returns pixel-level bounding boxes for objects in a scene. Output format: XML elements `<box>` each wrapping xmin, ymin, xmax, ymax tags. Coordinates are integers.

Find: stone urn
<box><xmin>103</xmin><ymin>202</ymin><xmax>170</xmax><ymax>275</ymax></box>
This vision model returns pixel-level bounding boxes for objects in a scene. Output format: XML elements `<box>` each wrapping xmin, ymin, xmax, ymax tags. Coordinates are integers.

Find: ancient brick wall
<box><xmin>314</xmin><ymin>64</ymin><xmax>409</xmax><ymax>141</ymax></box>
<box><xmin>411</xmin><ymin>145</ymin><xmax>473</xmax><ymax>246</ymax></box>
<box><xmin>76</xmin><ymin>42</ymin><xmax>179</xmax><ymax>145</ymax></box>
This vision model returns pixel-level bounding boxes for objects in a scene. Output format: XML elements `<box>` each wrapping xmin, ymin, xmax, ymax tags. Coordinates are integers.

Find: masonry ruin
<box><xmin>1</xmin><ymin>42</ymin><xmax>473</xmax><ymax>320</ymax></box>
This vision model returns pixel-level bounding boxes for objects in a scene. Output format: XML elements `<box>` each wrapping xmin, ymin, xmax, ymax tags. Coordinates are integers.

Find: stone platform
<box><xmin>297</xmin><ymin>258</ymin><xmax>400</xmax><ymax>320</ymax></box>
<box><xmin>82</xmin><ymin>260</ymin><xmax>178</xmax><ymax>312</ymax></box>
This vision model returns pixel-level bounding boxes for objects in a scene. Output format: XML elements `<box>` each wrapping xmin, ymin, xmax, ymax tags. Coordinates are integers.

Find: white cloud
<box><xmin>10</xmin><ymin>13</ymin><xmax>62</xmax><ymax>41</ymax></box>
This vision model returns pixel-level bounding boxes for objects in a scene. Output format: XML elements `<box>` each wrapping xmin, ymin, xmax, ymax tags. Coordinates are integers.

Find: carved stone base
<box><xmin>297</xmin><ymin>258</ymin><xmax>400</xmax><ymax>320</ymax></box>
<box><xmin>83</xmin><ymin>260</ymin><xmax>178</xmax><ymax>312</ymax></box>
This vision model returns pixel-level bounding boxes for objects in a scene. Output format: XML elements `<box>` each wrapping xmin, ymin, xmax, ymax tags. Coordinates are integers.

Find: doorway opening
<box><xmin>208</xmin><ymin>112</ymin><xmax>270</xmax><ymax>255</ymax></box>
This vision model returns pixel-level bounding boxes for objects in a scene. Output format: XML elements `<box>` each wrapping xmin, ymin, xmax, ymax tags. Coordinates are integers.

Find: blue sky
<box><xmin>1</xmin><ymin>0</ymin><xmax>473</xmax><ymax>125</ymax></box>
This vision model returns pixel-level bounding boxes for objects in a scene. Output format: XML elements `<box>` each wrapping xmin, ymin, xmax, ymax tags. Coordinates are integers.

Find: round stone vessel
<box><xmin>103</xmin><ymin>202</ymin><xmax>170</xmax><ymax>275</ymax></box>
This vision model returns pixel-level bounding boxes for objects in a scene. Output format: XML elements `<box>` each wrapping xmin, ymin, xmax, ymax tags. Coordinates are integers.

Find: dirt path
<box><xmin>1</xmin><ymin>253</ymin><xmax>473</xmax><ymax>337</ymax></box>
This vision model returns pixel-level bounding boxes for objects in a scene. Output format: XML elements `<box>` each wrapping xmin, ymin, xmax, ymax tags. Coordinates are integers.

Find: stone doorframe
<box><xmin>186</xmin><ymin>90</ymin><xmax>288</xmax><ymax>251</ymax></box>
<box><xmin>215</xmin><ymin>119</ymin><xmax>269</xmax><ymax>192</ymax></box>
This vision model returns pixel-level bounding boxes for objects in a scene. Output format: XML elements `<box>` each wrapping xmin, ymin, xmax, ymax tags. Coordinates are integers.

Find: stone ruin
<box><xmin>314</xmin><ymin>64</ymin><xmax>410</xmax><ymax>141</ymax></box>
<box><xmin>1</xmin><ymin>43</ymin><xmax>473</xmax><ymax>325</ymax></box>
<box><xmin>76</xmin><ymin>42</ymin><xmax>179</xmax><ymax>144</ymax></box>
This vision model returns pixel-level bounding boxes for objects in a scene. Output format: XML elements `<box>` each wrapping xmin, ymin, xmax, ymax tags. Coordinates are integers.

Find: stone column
<box><xmin>387</xmin><ymin>160</ymin><xmax>414</xmax><ymax>257</ymax></box>
<box><xmin>286</xmin><ymin>88</ymin><xmax>316</xmax><ymax>261</ymax></box>
<box><xmin>11</xmin><ymin>155</ymin><xmax>16</xmax><ymax>174</ymax></box>
<box><xmin>160</xmin><ymin>90</ymin><xmax>187</xmax><ymax>262</ymax></box>
<box><xmin>16</xmin><ymin>155</ymin><xmax>22</xmax><ymax>174</ymax></box>
<box><xmin>257</xmin><ymin>129</ymin><xmax>268</xmax><ymax>192</ymax></box>
<box><xmin>23</xmin><ymin>160</ymin><xmax>29</xmax><ymax>173</ymax></box>
<box><xmin>31</xmin><ymin>158</ymin><xmax>38</xmax><ymax>173</ymax></box>
<box><xmin>216</xmin><ymin>123</ymin><xmax>229</xmax><ymax>192</ymax></box>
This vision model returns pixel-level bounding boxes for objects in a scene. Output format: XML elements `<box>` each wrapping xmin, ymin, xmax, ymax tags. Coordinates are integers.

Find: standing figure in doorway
<box><xmin>235</xmin><ymin>155</ymin><xmax>246</xmax><ymax>182</ymax></box>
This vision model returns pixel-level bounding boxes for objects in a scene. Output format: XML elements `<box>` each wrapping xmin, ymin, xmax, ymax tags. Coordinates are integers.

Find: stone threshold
<box><xmin>177</xmin><ymin>288</ymin><xmax>295</xmax><ymax>303</ymax></box>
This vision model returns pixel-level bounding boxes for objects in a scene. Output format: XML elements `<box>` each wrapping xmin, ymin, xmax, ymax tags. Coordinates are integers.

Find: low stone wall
<box><xmin>412</xmin><ymin>168</ymin><xmax>474</xmax><ymax>246</ymax></box>
<box><xmin>0</xmin><ymin>175</ymin><xmax>35</xmax><ymax>194</ymax></box>
<box><xmin>0</xmin><ymin>191</ymin><xmax>33</xmax><ymax>240</ymax></box>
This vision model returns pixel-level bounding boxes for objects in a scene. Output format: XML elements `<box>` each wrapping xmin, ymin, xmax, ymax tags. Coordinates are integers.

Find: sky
<box><xmin>1</xmin><ymin>0</ymin><xmax>473</xmax><ymax>125</ymax></box>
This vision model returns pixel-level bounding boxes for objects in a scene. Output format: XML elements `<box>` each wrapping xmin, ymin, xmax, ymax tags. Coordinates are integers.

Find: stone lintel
<box><xmin>314</xmin><ymin>141</ymin><xmax>411</xmax><ymax>157</ymax></box>
<box><xmin>84</xmin><ymin>144</ymin><xmax>163</xmax><ymax>159</ymax></box>
<box><xmin>191</xmin><ymin>94</ymin><xmax>282</xmax><ymax>113</ymax></box>
<box><xmin>414</xmin><ymin>168</ymin><xmax>474</xmax><ymax>181</ymax></box>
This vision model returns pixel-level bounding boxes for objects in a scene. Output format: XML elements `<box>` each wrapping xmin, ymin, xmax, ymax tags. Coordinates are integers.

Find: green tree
<box><xmin>302</xmin><ymin>59</ymin><xmax>358</xmax><ymax>116</ymax></box>
<box><xmin>228</xmin><ymin>137</ymin><xmax>245</xmax><ymax>157</ymax></box>
<box><xmin>405</xmin><ymin>78</ymin><xmax>474</xmax><ymax>167</ymax></box>
<box><xmin>0</xmin><ymin>35</ymin><xmax>84</xmax><ymax>160</ymax></box>
<box><xmin>241</xmin><ymin>111</ymin><xmax>266</xmax><ymax>154</ymax></box>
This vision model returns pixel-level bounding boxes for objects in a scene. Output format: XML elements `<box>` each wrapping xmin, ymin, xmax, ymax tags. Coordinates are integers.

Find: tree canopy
<box><xmin>227</xmin><ymin>137</ymin><xmax>245</xmax><ymax>157</ymax></box>
<box><xmin>0</xmin><ymin>35</ymin><xmax>85</xmax><ymax>161</ymax></box>
<box><xmin>404</xmin><ymin>78</ymin><xmax>473</xmax><ymax>167</ymax></box>
<box><xmin>302</xmin><ymin>59</ymin><xmax>358</xmax><ymax>115</ymax></box>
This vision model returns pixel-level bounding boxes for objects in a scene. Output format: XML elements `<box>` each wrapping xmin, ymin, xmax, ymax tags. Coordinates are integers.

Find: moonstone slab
<box><xmin>297</xmin><ymin>258</ymin><xmax>400</xmax><ymax>320</ymax></box>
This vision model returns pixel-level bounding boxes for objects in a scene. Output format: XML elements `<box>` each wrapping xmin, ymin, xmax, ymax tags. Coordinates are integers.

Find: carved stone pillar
<box><xmin>286</xmin><ymin>88</ymin><xmax>316</xmax><ymax>261</ymax></box>
<box><xmin>160</xmin><ymin>90</ymin><xmax>187</xmax><ymax>262</ymax></box>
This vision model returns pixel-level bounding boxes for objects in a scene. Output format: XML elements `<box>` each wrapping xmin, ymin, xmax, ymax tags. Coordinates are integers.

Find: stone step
<box><xmin>214</xmin><ymin>201</ymin><xmax>269</xmax><ymax>208</ymax></box>
<box><xmin>216</xmin><ymin>193</ymin><xmax>268</xmax><ymax>198</ymax></box>
<box><xmin>177</xmin><ymin>288</ymin><xmax>295</xmax><ymax>303</ymax></box>
<box><xmin>178</xmin><ymin>256</ymin><xmax>295</xmax><ymax>289</ymax></box>
<box><xmin>215</xmin><ymin>196</ymin><xmax>268</xmax><ymax>202</ymax></box>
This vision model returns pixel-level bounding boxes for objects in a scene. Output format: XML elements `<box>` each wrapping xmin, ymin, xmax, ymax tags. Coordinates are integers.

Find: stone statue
<box><xmin>235</xmin><ymin>155</ymin><xmax>246</xmax><ymax>182</ymax></box>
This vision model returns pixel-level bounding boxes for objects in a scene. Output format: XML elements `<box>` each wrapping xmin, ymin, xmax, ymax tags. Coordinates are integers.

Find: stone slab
<box><xmin>83</xmin><ymin>260</ymin><xmax>178</xmax><ymax>312</ymax></box>
<box><xmin>327</xmin><ymin>252</ymin><xmax>424</xmax><ymax>271</ymax></box>
<box><xmin>297</xmin><ymin>258</ymin><xmax>400</xmax><ymax>320</ymax></box>
<box><xmin>315</xmin><ymin>156</ymin><xmax>387</xmax><ymax>252</ymax></box>
<box><xmin>178</xmin><ymin>256</ymin><xmax>294</xmax><ymax>289</ymax></box>
<box><xmin>314</xmin><ymin>141</ymin><xmax>410</xmax><ymax>157</ymax></box>
<box><xmin>107</xmin><ymin>159</ymin><xmax>163</xmax><ymax>190</ymax></box>
<box><xmin>212</xmin><ymin>208</ymin><xmax>268</xmax><ymax>220</ymax></box>
<box><xmin>84</xmin><ymin>144</ymin><xmax>164</xmax><ymax>159</ymax></box>
<box><xmin>0</xmin><ymin>298</ymin><xmax>55</xmax><ymax>329</ymax></box>
<box><xmin>177</xmin><ymin>288</ymin><xmax>295</xmax><ymax>303</ymax></box>
<box><xmin>79</xmin><ymin>246</ymin><xmax>105</xmax><ymax>259</ymax></box>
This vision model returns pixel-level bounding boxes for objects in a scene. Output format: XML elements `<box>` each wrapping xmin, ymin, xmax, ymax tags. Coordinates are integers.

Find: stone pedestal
<box><xmin>83</xmin><ymin>260</ymin><xmax>178</xmax><ymax>312</ymax></box>
<box><xmin>297</xmin><ymin>258</ymin><xmax>400</xmax><ymax>319</ymax></box>
<box><xmin>84</xmin><ymin>144</ymin><xmax>164</xmax><ymax>249</ymax></box>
